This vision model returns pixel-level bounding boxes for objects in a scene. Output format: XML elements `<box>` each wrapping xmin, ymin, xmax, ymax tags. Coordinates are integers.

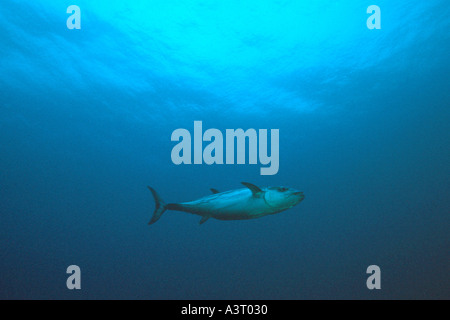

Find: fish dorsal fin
<box><xmin>241</xmin><ymin>182</ymin><xmax>263</xmax><ymax>197</ymax></box>
<box><xmin>199</xmin><ymin>215</ymin><xmax>210</xmax><ymax>225</ymax></box>
<box><xmin>210</xmin><ymin>188</ymin><xmax>220</xmax><ymax>194</ymax></box>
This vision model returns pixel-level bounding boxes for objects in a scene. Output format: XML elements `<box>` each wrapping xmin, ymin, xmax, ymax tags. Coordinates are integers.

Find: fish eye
<box><xmin>279</xmin><ymin>187</ymin><xmax>287</xmax><ymax>192</ymax></box>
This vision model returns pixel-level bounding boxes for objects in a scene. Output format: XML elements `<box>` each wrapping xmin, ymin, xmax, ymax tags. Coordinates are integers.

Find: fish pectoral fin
<box><xmin>210</xmin><ymin>188</ymin><xmax>220</xmax><ymax>194</ymax></box>
<box><xmin>199</xmin><ymin>215</ymin><xmax>210</xmax><ymax>225</ymax></box>
<box><xmin>241</xmin><ymin>182</ymin><xmax>263</xmax><ymax>197</ymax></box>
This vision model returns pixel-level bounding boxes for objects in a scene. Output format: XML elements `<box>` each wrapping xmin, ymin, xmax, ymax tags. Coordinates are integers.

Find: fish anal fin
<box><xmin>241</xmin><ymin>182</ymin><xmax>263</xmax><ymax>197</ymax></box>
<box><xmin>210</xmin><ymin>188</ymin><xmax>220</xmax><ymax>194</ymax></box>
<box><xmin>199</xmin><ymin>215</ymin><xmax>210</xmax><ymax>225</ymax></box>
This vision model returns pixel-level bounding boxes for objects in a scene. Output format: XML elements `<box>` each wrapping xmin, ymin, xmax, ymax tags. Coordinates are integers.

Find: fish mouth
<box><xmin>292</xmin><ymin>192</ymin><xmax>305</xmax><ymax>201</ymax></box>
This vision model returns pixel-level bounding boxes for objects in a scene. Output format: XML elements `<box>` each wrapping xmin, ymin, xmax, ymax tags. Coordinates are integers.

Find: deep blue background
<box><xmin>0</xmin><ymin>1</ymin><xmax>449</xmax><ymax>299</ymax></box>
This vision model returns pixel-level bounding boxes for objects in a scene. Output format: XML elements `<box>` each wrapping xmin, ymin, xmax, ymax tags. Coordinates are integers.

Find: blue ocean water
<box><xmin>0</xmin><ymin>0</ymin><xmax>449</xmax><ymax>299</ymax></box>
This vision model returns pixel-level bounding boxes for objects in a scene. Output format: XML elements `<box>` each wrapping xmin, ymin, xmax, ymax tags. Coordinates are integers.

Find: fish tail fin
<box><xmin>147</xmin><ymin>186</ymin><xmax>167</xmax><ymax>225</ymax></box>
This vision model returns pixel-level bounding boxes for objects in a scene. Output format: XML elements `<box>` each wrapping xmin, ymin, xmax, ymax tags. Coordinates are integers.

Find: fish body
<box><xmin>147</xmin><ymin>182</ymin><xmax>304</xmax><ymax>225</ymax></box>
